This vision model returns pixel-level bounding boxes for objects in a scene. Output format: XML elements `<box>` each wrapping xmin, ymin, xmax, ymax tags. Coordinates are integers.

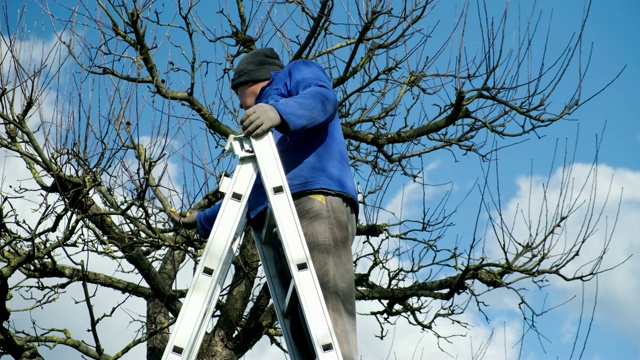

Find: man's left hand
<box><xmin>240</xmin><ymin>103</ymin><xmax>282</xmax><ymax>138</ymax></box>
<box><xmin>171</xmin><ymin>208</ymin><xmax>199</xmax><ymax>230</ymax></box>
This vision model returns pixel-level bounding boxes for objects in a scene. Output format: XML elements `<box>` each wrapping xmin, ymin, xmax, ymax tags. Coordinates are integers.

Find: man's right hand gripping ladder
<box><xmin>162</xmin><ymin>132</ymin><xmax>343</xmax><ymax>360</ymax></box>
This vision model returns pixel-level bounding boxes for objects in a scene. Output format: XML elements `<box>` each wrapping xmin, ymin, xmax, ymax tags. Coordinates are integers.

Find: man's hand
<box><xmin>240</xmin><ymin>103</ymin><xmax>282</xmax><ymax>138</ymax></box>
<box><xmin>171</xmin><ymin>208</ymin><xmax>199</xmax><ymax>230</ymax></box>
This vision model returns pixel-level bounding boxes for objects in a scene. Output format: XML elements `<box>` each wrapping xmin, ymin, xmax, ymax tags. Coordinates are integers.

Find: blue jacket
<box><xmin>196</xmin><ymin>59</ymin><xmax>358</xmax><ymax>238</ymax></box>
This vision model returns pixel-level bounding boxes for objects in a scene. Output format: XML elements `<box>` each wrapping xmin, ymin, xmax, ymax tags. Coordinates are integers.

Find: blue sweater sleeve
<box><xmin>268</xmin><ymin>61</ymin><xmax>338</xmax><ymax>132</ymax></box>
<box><xmin>196</xmin><ymin>202</ymin><xmax>221</xmax><ymax>238</ymax></box>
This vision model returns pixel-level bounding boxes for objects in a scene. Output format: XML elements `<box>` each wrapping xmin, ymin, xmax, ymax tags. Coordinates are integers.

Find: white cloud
<box><xmin>1</xmin><ymin>35</ymin><xmax>159</xmax><ymax>359</ymax></box>
<box><xmin>2</xmin><ymin>140</ymin><xmax>149</xmax><ymax>359</ymax></box>
<box><xmin>347</xmin><ymin>162</ymin><xmax>640</xmax><ymax>360</ymax></box>
<box><xmin>482</xmin><ymin>163</ymin><xmax>640</xmax><ymax>358</ymax></box>
<box><xmin>354</xmin><ymin>298</ymin><xmax>536</xmax><ymax>360</ymax></box>
<box><xmin>548</xmin><ymin>165</ymin><xmax>640</xmax><ymax>348</ymax></box>
<box><xmin>505</xmin><ymin>164</ymin><xmax>639</xmax><ymax>315</ymax></box>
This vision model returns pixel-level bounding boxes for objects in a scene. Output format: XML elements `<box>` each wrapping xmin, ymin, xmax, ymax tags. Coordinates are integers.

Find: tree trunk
<box><xmin>147</xmin><ymin>298</ymin><xmax>171</xmax><ymax>360</ymax></box>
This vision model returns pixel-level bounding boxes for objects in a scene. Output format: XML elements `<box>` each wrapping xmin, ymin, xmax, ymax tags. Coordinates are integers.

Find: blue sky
<box><xmin>1</xmin><ymin>1</ymin><xmax>639</xmax><ymax>359</ymax></box>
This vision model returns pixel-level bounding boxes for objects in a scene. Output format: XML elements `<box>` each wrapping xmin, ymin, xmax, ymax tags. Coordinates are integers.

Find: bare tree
<box><xmin>0</xmin><ymin>0</ymin><xmax>622</xmax><ymax>359</ymax></box>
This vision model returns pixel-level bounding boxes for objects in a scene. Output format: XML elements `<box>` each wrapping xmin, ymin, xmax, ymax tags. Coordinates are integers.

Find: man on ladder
<box><xmin>184</xmin><ymin>48</ymin><xmax>359</xmax><ymax>360</ymax></box>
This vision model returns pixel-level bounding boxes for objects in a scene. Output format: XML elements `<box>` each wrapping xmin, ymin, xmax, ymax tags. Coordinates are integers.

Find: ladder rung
<box><xmin>258</xmin><ymin>213</ymin><xmax>275</xmax><ymax>245</ymax></box>
<box><xmin>218</xmin><ymin>174</ymin><xmax>231</xmax><ymax>194</ymax></box>
<box><xmin>283</xmin><ymin>261</ymin><xmax>311</xmax><ymax>316</ymax></box>
<box><xmin>283</xmin><ymin>280</ymin><xmax>296</xmax><ymax>316</ymax></box>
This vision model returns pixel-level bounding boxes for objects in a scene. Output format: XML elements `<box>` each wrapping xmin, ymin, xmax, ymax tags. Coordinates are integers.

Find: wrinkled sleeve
<box><xmin>269</xmin><ymin>61</ymin><xmax>338</xmax><ymax>132</ymax></box>
<box><xmin>196</xmin><ymin>202</ymin><xmax>221</xmax><ymax>238</ymax></box>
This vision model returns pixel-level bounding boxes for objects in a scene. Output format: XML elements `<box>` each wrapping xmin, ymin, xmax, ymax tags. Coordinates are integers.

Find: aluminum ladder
<box><xmin>162</xmin><ymin>132</ymin><xmax>342</xmax><ymax>360</ymax></box>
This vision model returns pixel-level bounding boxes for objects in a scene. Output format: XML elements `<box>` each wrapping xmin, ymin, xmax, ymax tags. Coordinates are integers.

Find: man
<box><xmin>194</xmin><ymin>48</ymin><xmax>358</xmax><ymax>359</ymax></box>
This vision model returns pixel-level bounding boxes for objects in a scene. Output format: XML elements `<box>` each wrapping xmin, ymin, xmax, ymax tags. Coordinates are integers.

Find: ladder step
<box><xmin>283</xmin><ymin>280</ymin><xmax>296</xmax><ymax>316</ymax></box>
<box><xmin>283</xmin><ymin>261</ymin><xmax>310</xmax><ymax>315</ymax></box>
<box><xmin>259</xmin><ymin>213</ymin><xmax>275</xmax><ymax>245</ymax></box>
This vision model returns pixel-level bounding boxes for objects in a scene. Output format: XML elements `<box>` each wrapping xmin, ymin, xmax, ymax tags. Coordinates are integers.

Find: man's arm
<box><xmin>269</xmin><ymin>60</ymin><xmax>339</xmax><ymax>133</ymax></box>
<box><xmin>194</xmin><ymin>202</ymin><xmax>221</xmax><ymax>238</ymax></box>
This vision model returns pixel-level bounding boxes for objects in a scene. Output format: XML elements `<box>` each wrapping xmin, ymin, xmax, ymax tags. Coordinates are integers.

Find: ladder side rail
<box><xmin>162</xmin><ymin>155</ymin><xmax>258</xmax><ymax>360</ymax></box>
<box><xmin>251</xmin><ymin>133</ymin><xmax>343</xmax><ymax>360</ymax></box>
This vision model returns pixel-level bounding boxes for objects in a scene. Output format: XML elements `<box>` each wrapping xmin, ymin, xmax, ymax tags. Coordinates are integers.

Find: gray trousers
<box><xmin>270</xmin><ymin>194</ymin><xmax>358</xmax><ymax>360</ymax></box>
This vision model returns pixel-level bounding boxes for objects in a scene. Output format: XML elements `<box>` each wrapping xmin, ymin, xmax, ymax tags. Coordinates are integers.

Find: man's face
<box><xmin>236</xmin><ymin>81</ymin><xmax>268</xmax><ymax>110</ymax></box>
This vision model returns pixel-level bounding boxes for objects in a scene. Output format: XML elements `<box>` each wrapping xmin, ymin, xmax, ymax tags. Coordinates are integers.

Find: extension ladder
<box><xmin>162</xmin><ymin>132</ymin><xmax>342</xmax><ymax>360</ymax></box>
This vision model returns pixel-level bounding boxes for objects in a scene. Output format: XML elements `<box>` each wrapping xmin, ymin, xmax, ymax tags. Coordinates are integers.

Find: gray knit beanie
<box><xmin>231</xmin><ymin>48</ymin><xmax>285</xmax><ymax>91</ymax></box>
